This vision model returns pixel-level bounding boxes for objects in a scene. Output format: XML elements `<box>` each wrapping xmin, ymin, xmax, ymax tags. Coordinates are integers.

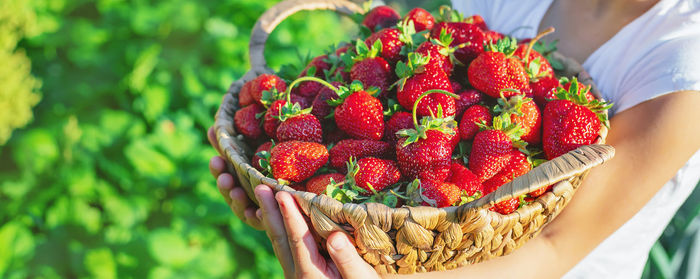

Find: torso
<box><xmin>538</xmin><ymin>0</ymin><xmax>660</xmax><ymax>63</ymax></box>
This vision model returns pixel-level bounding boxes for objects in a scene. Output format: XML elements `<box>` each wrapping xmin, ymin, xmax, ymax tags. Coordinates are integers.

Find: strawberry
<box><xmin>396</xmin><ymin>90</ymin><xmax>459</xmax><ymax>181</ymax></box>
<box><xmin>484</xmin><ymin>30</ymin><xmax>505</xmax><ymax>44</ymax></box>
<box><xmin>263</xmin><ymin>100</ymin><xmax>286</xmax><ymax>139</ymax></box>
<box><xmin>403</xmin><ymin>7</ymin><xmax>435</xmax><ymax>32</ymax></box>
<box><xmin>494</xmin><ymin>95</ymin><xmax>542</xmax><ymax>144</ymax></box>
<box><xmin>561</xmin><ymin>77</ymin><xmax>595</xmax><ymax>102</ymax></box>
<box><xmin>311</xmin><ymin>81</ymin><xmax>343</xmax><ymax>122</ymax></box>
<box><xmin>365</xmin><ymin>28</ymin><xmax>404</xmax><ymax>64</ymax></box>
<box><xmin>531</xmin><ymin>75</ymin><xmax>561</xmax><ymax>108</ymax></box>
<box><xmin>234</xmin><ymin>104</ymin><xmax>265</xmax><ymax>140</ymax></box>
<box><xmin>248</xmin><ymin>74</ymin><xmax>287</xmax><ymax>105</ymax></box>
<box><xmin>331</xmin><ymin>82</ymin><xmax>385</xmax><ymax>140</ymax></box>
<box><xmin>251</xmin><ymin>141</ymin><xmax>273</xmax><ymax>171</ymax></box>
<box><xmin>323</xmin><ymin>124</ymin><xmax>348</xmax><ymax>144</ymax></box>
<box><xmin>306</xmin><ymin>173</ymin><xmax>345</xmax><ymax>195</ymax></box>
<box><xmin>450</xmin><ymin>80</ymin><xmax>463</xmax><ymax>93</ymax></box>
<box><xmin>415</xmin><ymin>29</ymin><xmax>459</xmax><ymax>75</ymax></box>
<box><xmin>420</xmin><ymin>179</ymin><xmax>460</xmax><ymax>208</ymax></box>
<box><xmin>329</xmin><ymin>139</ymin><xmax>392</xmax><ymax>171</ymax></box>
<box><xmin>467</xmin><ymin>37</ymin><xmax>531</xmax><ymax>98</ymax></box>
<box><xmin>528</xmin><ymin>185</ymin><xmax>552</xmax><ymax>198</ymax></box>
<box><xmin>482</xmin><ymin>149</ymin><xmax>531</xmax><ymax>194</ymax></box>
<box><xmin>396</xmin><ymin>53</ymin><xmax>456</xmax><ymax>117</ymax></box>
<box><xmin>276</xmin><ymin>114</ymin><xmax>323</xmax><ymax>143</ymax></box>
<box><xmin>514</xmin><ymin>44</ymin><xmax>554</xmax><ymax>80</ymax></box>
<box><xmin>239</xmin><ymin>81</ymin><xmax>254</xmax><ymax>107</ymax></box>
<box><xmin>348</xmin><ymin>40</ymin><xmax>393</xmax><ymax>97</ymax></box>
<box><xmin>362</xmin><ymin>5</ymin><xmax>400</xmax><ymax>32</ymax></box>
<box><xmin>384</xmin><ymin>111</ymin><xmax>413</xmax><ymax>146</ymax></box>
<box><xmin>490</xmin><ymin>198</ymin><xmax>519</xmax><ymax>214</ymax></box>
<box><xmin>431</xmin><ymin>22</ymin><xmax>486</xmax><ymax>66</ymax></box>
<box><xmin>270</xmin><ymin>140</ymin><xmax>329</xmax><ymax>183</ymax></box>
<box><xmin>447</xmin><ymin>161</ymin><xmax>483</xmax><ymax>196</ymax></box>
<box><xmin>469</xmin><ymin>115</ymin><xmax>525</xmax><ymax>182</ymax></box>
<box><xmin>347</xmin><ymin>157</ymin><xmax>402</xmax><ymax>196</ymax></box>
<box><xmin>459</xmin><ymin>104</ymin><xmax>491</xmax><ymax>141</ymax></box>
<box><xmin>455</xmin><ymin>89</ymin><xmax>485</xmax><ymax>119</ymax></box>
<box><xmin>542</xmin><ymin>78</ymin><xmax>610</xmax><ymax>159</ymax></box>
<box><xmin>465</xmin><ymin>14</ymin><xmax>488</xmax><ymax>30</ymax></box>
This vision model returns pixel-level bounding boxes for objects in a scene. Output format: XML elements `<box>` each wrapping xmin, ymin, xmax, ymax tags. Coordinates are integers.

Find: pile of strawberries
<box><xmin>234</xmin><ymin>6</ymin><xmax>610</xmax><ymax>214</ymax></box>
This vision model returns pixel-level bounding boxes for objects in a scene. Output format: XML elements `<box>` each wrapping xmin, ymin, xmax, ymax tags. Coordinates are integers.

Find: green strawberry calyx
<box><xmin>492</xmin><ymin>91</ymin><xmax>533</xmax><ymax>117</ymax></box>
<box><xmin>484</xmin><ymin>37</ymin><xmax>519</xmax><ymax>57</ymax></box>
<box><xmin>459</xmin><ymin>190</ymin><xmax>482</xmax><ymax>206</ymax></box>
<box><xmin>256</xmin><ymin>140</ymin><xmax>276</xmax><ymax>178</ymax></box>
<box><xmin>396</xmin><ymin>89</ymin><xmax>460</xmax><ymax>147</ymax></box>
<box><xmin>397</xmin><ymin>19</ymin><xmax>428</xmax><ymax>55</ymax></box>
<box><xmin>555</xmin><ymin>77</ymin><xmax>613</xmax><ymax>124</ymax></box>
<box><xmin>394</xmin><ymin>52</ymin><xmax>430</xmax><ymax>91</ymax></box>
<box><xmin>477</xmin><ymin>113</ymin><xmax>527</xmax><ymax>149</ymax></box>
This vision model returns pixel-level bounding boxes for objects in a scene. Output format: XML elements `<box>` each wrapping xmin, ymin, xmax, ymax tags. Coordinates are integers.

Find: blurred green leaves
<box><xmin>0</xmin><ymin>0</ymin><xmax>355</xmax><ymax>277</ymax></box>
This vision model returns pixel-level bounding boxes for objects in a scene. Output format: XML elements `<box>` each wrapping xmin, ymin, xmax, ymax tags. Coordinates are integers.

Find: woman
<box><xmin>209</xmin><ymin>0</ymin><xmax>700</xmax><ymax>277</ymax></box>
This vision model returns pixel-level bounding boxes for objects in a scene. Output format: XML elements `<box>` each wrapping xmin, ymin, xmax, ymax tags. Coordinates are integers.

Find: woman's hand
<box><xmin>208</xmin><ymin>127</ymin><xmax>263</xmax><ymax>230</ymax></box>
<box><xmin>209</xmin><ymin>127</ymin><xmax>378</xmax><ymax>278</ymax></box>
<box><xmin>254</xmin><ymin>184</ymin><xmax>379</xmax><ymax>279</ymax></box>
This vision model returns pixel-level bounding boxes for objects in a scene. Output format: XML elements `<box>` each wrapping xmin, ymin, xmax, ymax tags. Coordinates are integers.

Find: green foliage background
<box><xmin>0</xmin><ymin>0</ymin><xmax>697</xmax><ymax>278</ymax></box>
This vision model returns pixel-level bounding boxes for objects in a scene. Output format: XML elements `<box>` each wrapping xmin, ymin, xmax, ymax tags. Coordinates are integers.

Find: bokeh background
<box><xmin>1</xmin><ymin>0</ymin><xmax>699</xmax><ymax>278</ymax></box>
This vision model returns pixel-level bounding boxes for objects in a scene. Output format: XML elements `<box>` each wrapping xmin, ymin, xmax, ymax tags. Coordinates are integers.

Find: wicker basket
<box><xmin>214</xmin><ymin>0</ymin><xmax>615</xmax><ymax>274</ymax></box>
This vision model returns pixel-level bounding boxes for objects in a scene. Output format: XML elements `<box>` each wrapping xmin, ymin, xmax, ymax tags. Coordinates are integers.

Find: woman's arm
<box><xmin>390</xmin><ymin>90</ymin><xmax>700</xmax><ymax>278</ymax></box>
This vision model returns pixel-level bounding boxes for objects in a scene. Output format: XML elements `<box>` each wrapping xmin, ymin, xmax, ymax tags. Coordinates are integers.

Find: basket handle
<box><xmin>462</xmin><ymin>144</ymin><xmax>616</xmax><ymax>209</ymax></box>
<box><xmin>248</xmin><ymin>0</ymin><xmax>364</xmax><ymax>73</ymax></box>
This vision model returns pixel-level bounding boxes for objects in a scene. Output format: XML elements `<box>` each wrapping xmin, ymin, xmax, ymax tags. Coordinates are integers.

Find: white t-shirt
<box><xmin>452</xmin><ymin>0</ymin><xmax>700</xmax><ymax>278</ymax></box>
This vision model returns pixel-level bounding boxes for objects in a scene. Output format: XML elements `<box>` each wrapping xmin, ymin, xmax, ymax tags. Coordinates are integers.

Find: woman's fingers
<box><xmin>207</xmin><ymin>127</ymin><xmax>222</xmax><ymax>154</ymax></box>
<box><xmin>275</xmin><ymin>191</ymin><xmax>326</xmax><ymax>276</ymax></box>
<box><xmin>255</xmin><ymin>185</ymin><xmax>296</xmax><ymax>278</ymax></box>
<box><xmin>327</xmin><ymin>232</ymin><xmax>378</xmax><ymax>279</ymax></box>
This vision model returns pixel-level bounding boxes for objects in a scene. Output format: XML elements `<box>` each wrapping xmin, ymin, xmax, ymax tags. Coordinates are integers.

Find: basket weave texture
<box><xmin>214</xmin><ymin>0</ymin><xmax>616</xmax><ymax>274</ymax></box>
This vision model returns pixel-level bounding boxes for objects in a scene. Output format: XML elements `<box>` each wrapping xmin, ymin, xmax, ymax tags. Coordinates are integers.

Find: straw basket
<box><xmin>214</xmin><ymin>0</ymin><xmax>615</xmax><ymax>274</ymax></box>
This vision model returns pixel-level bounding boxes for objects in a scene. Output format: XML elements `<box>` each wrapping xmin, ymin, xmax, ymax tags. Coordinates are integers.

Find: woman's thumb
<box><xmin>326</xmin><ymin>232</ymin><xmax>378</xmax><ymax>279</ymax></box>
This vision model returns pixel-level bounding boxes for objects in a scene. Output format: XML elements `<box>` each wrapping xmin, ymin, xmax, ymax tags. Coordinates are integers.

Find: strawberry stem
<box><xmin>524</xmin><ymin>27</ymin><xmax>555</xmax><ymax>65</ymax></box>
<box><xmin>411</xmin><ymin>89</ymin><xmax>460</xmax><ymax>128</ymax></box>
<box><xmin>285</xmin><ymin>76</ymin><xmax>340</xmax><ymax>102</ymax></box>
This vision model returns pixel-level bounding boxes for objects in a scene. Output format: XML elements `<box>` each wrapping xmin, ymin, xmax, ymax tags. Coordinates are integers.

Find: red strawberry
<box><xmin>396</xmin><ymin>53</ymin><xmax>456</xmax><ymax>117</ymax></box>
<box><xmin>362</xmin><ymin>5</ymin><xmax>400</xmax><ymax>32</ymax></box>
<box><xmin>239</xmin><ymin>81</ymin><xmax>254</xmax><ymax>107</ymax></box>
<box><xmin>306</xmin><ymin>173</ymin><xmax>345</xmax><ymax>195</ymax></box>
<box><xmin>542</xmin><ymin>78</ymin><xmax>610</xmax><ymax>159</ymax></box>
<box><xmin>415</xmin><ymin>41</ymin><xmax>453</xmax><ymax>75</ymax></box>
<box><xmin>420</xmin><ymin>179</ymin><xmax>460</xmax><ymax>208</ymax></box>
<box><xmin>403</xmin><ymin>8</ymin><xmax>435</xmax><ymax>32</ymax></box>
<box><xmin>333</xmin><ymin>83</ymin><xmax>385</xmax><ymax>141</ymax></box>
<box><xmin>323</xmin><ymin>125</ymin><xmax>349</xmax><ymax>144</ymax></box>
<box><xmin>349</xmin><ymin>40</ymin><xmax>394</xmax><ymax>97</ymax></box>
<box><xmin>263</xmin><ymin>100</ymin><xmax>286</xmax><ymax>139</ymax></box>
<box><xmin>562</xmin><ymin>78</ymin><xmax>595</xmax><ymax>102</ymax></box>
<box><xmin>270</xmin><ymin>141</ymin><xmax>329</xmax><ymax>182</ymax></box>
<box><xmin>396</xmin><ymin>90</ymin><xmax>459</xmax><ymax>181</ymax></box>
<box><xmin>528</xmin><ymin>185</ymin><xmax>552</xmax><ymax>198</ymax></box>
<box><xmin>514</xmin><ymin>44</ymin><xmax>554</xmax><ymax>80</ymax></box>
<box><xmin>447</xmin><ymin>162</ymin><xmax>483</xmax><ymax>196</ymax></box>
<box><xmin>311</xmin><ymin>81</ymin><xmax>343</xmax><ymax>121</ymax></box>
<box><xmin>329</xmin><ymin>139</ymin><xmax>392</xmax><ymax>171</ymax></box>
<box><xmin>234</xmin><ymin>104</ymin><xmax>265</xmax><ymax>140</ymax></box>
<box><xmin>482</xmin><ymin>149</ymin><xmax>531</xmax><ymax>194</ymax></box>
<box><xmin>251</xmin><ymin>141</ymin><xmax>273</xmax><ymax>171</ymax></box>
<box><xmin>465</xmin><ymin>14</ymin><xmax>488</xmax><ymax>30</ymax></box>
<box><xmin>276</xmin><ymin>114</ymin><xmax>323</xmax><ymax>143</ymax></box>
<box><xmin>484</xmin><ymin>30</ymin><xmax>505</xmax><ymax>44</ymax></box>
<box><xmin>494</xmin><ymin>95</ymin><xmax>542</xmax><ymax>144</ymax></box>
<box><xmin>490</xmin><ymin>198</ymin><xmax>519</xmax><ymax>214</ymax></box>
<box><xmin>431</xmin><ymin>22</ymin><xmax>486</xmax><ymax>66</ymax></box>
<box><xmin>365</xmin><ymin>28</ymin><xmax>404</xmax><ymax>64</ymax></box>
<box><xmin>450</xmin><ymin>80</ymin><xmax>463</xmax><ymax>93</ymax></box>
<box><xmin>248</xmin><ymin>74</ymin><xmax>287</xmax><ymax>105</ymax></box>
<box><xmin>531</xmin><ymin>75</ymin><xmax>561</xmax><ymax>108</ymax></box>
<box><xmin>384</xmin><ymin>111</ymin><xmax>413</xmax><ymax>146</ymax></box>
<box><xmin>290</xmin><ymin>93</ymin><xmax>312</xmax><ymax>109</ymax></box>
<box><xmin>455</xmin><ymin>89</ymin><xmax>485</xmax><ymax>119</ymax></box>
<box><xmin>347</xmin><ymin>157</ymin><xmax>402</xmax><ymax>195</ymax></box>
<box><xmin>459</xmin><ymin>104</ymin><xmax>492</xmax><ymax>141</ymax></box>
<box><xmin>300</xmin><ymin>55</ymin><xmax>331</xmax><ymax>78</ymax></box>
<box><xmin>467</xmin><ymin>38</ymin><xmax>530</xmax><ymax>98</ymax></box>
<box><xmin>469</xmin><ymin>115</ymin><xmax>525</xmax><ymax>182</ymax></box>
